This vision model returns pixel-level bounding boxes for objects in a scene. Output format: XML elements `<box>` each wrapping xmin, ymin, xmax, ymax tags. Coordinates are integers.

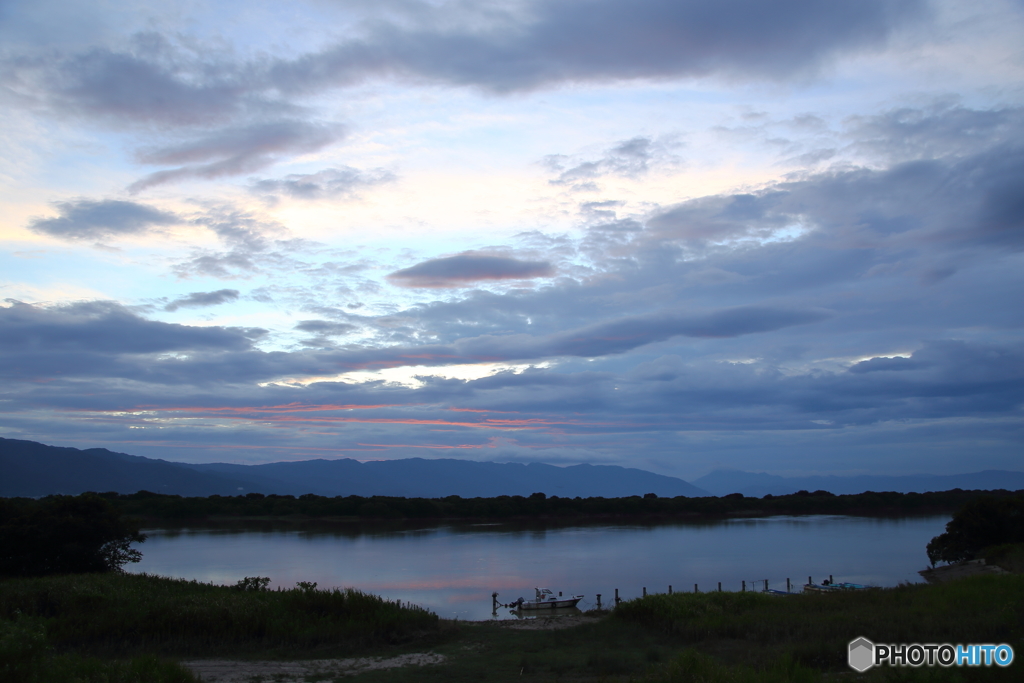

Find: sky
<box><xmin>2</xmin><ymin>0</ymin><xmax>1023</xmax><ymax>480</ymax></box>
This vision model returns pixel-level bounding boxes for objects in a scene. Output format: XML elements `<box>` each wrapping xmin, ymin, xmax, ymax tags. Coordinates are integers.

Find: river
<box><xmin>128</xmin><ymin>514</ymin><xmax>949</xmax><ymax>620</ymax></box>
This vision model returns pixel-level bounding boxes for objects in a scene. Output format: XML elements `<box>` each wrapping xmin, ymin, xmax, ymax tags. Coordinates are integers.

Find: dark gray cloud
<box><xmin>643</xmin><ymin>144</ymin><xmax>1024</xmax><ymax>252</ymax></box>
<box><xmin>15</xmin><ymin>1</ymin><xmax>928</xmax><ymax>133</ymax></box>
<box><xmin>27</xmin><ymin>199</ymin><xmax>178</xmax><ymax>241</ymax></box>
<box><xmin>164</xmin><ymin>289</ymin><xmax>240</xmax><ymax>312</ymax></box>
<box><xmin>49</xmin><ymin>33</ymin><xmax>259</xmax><ymax>126</ymax></box>
<box><xmin>129</xmin><ymin>121</ymin><xmax>342</xmax><ymax>192</ymax></box>
<box><xmin>845</xmin><ymin>105</ymin><xmax>1024</xmax><ymax>163</ymax></box>
<box><xmin>452</xmin><ymin>305</ymin><xmax>830</xmax><ymax>360</ymax></box>
<box><xmin>294</xmin><ymin>319</ymin><xmax>360</xmax><ymax>348</ymax></box>
<box><xmin>387</xmin><ymin>254</ymin><xmax>555</xmax><ymax>288</ymax></box>
<box><xmin>250</xmin><ymin>166</ymin><xmax>396</xmax><ymax>200</ymax></box>
<box><xmin>270</xmin><ymin>0</ymin><xmax>928</xmax><ymax>93</ymax></box>
<box><xmin>0</xmin><ymin>300</ymin><xmax>258</xmax><ymax>356</ymax></box>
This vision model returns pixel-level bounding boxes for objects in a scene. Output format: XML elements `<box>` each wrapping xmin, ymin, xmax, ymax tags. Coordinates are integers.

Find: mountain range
<box><xmin>0</xmin><ymin>437</ymin><xmax>708</xmax><ymax>498</ymax></box>
<box><xmin>4</xmin><ymin>437</ymin><xmax>1023</xmax><ymax>499</ymax></box>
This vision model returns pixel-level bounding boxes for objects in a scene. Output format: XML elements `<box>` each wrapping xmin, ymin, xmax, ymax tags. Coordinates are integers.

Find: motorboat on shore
<box><xmin>510</xmin><ymin>588</ymin><xmax>584</xmax><ymax>611</ymax></box>
<box><xmin>803</xmin><ymin>579</ymin><xmax>875</xmax><ymax>593</ymax></box>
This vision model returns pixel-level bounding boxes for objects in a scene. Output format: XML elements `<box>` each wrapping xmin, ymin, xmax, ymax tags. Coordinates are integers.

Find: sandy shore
<box><xmin>918</xmin><ymin>559</ymin><xmax>1007</xmax><ymax>584</ymax></box>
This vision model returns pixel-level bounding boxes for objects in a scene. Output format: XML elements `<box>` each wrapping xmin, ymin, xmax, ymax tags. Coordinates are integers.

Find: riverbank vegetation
<box><xmin>0</xmin><ymin>572</ymin><xmax>443</xmax><ymax>682</ymax></box>
<box><xmin>926</xmin><ymin>494</ymin><xmax>1024</xmax><ymax>565</ymax></box>
<box><xmin>4</xmin><ymin>492</ymin><xmax>1023</xmax><ymax>681</ymax></box>
<box><xmin>24</xmin><ymin>486</ymin><xmax>1022</xmax><ymax>526</ymax></box>
<box><xmin>0</xmin><ymin>573</ymin><xmax>441</xmax><ymax>658</ymax></box>
<box><xmin>2</xmin><ymin>571</ymin><xmax>1020</xmax><ymax>682</ymax></box>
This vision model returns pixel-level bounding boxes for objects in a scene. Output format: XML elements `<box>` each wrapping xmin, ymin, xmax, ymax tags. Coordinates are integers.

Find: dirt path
<box><xmin>181</xmin><ymin>652</ymin><xmax>445</xmax><ymax>682</ymax></box>
<box><xmin>485</xmin><ymin>614</ymin><xmax>604</xmax><ymax>630</ymax></box>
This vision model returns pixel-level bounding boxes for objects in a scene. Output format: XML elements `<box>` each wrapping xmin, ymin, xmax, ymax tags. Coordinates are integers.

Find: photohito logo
<box><xmin>848</xmin><ymin>637</ymin><xmax>1014</xmax><ymax>671</ymax></box>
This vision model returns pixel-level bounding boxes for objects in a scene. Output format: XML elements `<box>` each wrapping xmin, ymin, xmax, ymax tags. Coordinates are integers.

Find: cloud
<box><xmin>269</xmin><ymin>0</ymin><xmax>928</xmax><ymax>93</ymax></box>
<box><xmin>0</xmin><ymin>300</ymin><xmax>258</xmax><ymax>356</ymax></box>
<box><xmin>387</xmin><ymin>254</ymin><xmax>555</xmax><ymax>288</ymax></box>
<box><xmin>294</xmin><ymin>320</ymin><xmax>359</xmax><ymax>336</ymax></box>
<box><xmin>453</xmin><ymin>305</ymin><xmax>830</xmax><ymax>360</ymax></box>
<box><xmin>172</xmin><ymin>252</ymin><xmax>260</xmax><ymax>279</ymax></box>
<box><xmin>546</xmin><ymin>136</ymin><xmax>678</xmax><ymax>188</ymax></box>
<box><xmin>845</xmin><ymin>105</ymin><xmax>1024</xmax><ymax>163</ymax></box>
<box><xmin>128</xmin><ymin>120</ymin><xmax>343</xmax><ymax>192</ymax></box>
<box><xmin>641</xmin><ymin>141</ymin><xmax>1024</xmax><ymax>253</ymax></box>
<box><xmin>168</xmin><ymin>204</ymin><xmax>302</xmax><ymax>279</ymax></box>
<box><xmin>164</xmin><ymin>289</ymin><xmax>240</xmax><ymax>312</ymax></box>
<box><xmin>27</xmin><ymin>199</ymin><xmax>178</xmax><ymax>241</ymax></box>
<box><xmin>50</xmin><ymin>37</ymin><xmax>255</xmax><ymax>126</ymax></box>
<box><xmin>14</xmin><ymin>1</ymin><xmax>929</xmax><ymax>134</ymax></box>
<box><xmin>250</xmin><ymin>166</ymin><xmax>396</xmax><ymax>200</ymax></box>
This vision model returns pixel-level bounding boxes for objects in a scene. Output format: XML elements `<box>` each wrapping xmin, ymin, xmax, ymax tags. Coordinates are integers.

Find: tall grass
<box><xmin>645</xmin><ymin>649</ymin><xmax>820</xmax><ymax>683</ymax></box>
<box><xmin>1</xmin><ymin>616</ymin><xmax>197</xmax><ymax>683</ymax></box>
<box><xmin>0</xmin><ymin>572</ymin><xmax>440</xmax><ymax>657</ymax></box>
<box><xmin>613</xmin><ymin>575</ymin><xmax>1024</xmax><ymax>671</ymax></box>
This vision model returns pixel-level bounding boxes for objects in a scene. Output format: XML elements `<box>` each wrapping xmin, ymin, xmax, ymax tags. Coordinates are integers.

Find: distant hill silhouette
<box><xmin>0</xmin><ymin>438</ymin><xmax>258</xmax><ymax>497</ymax></box>
<box><xmin>0</xmin><ymin>437</ymin><xmax>709</xmax><ymax>498</ymax></box>
<box><xmin>693</xmin><ymin>469</ymin><xmax>1024</xmax><ymax>497</ymax></box>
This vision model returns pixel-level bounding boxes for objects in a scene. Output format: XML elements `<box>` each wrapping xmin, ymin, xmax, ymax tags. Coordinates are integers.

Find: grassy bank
<box><xmin>0</xmin><ymin>572</ymin><xmax>441</xmax><ymax>658</ymax></box>
<box><xmin>613</xmin><ymin>574</ymin><xmax>1023</xmax><ymax>674</ymax></box>
<box><xmin>351</xmin><ymin>574</ymin><xmax>1022</xmax><ymax>682</ymax></box>
<box><xmin>2</xmin><ymin>572</ymin><xmax>1021</xmax><ymax>681</ymax></box>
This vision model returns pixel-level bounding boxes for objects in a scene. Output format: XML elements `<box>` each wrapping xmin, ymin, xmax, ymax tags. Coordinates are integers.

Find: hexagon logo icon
<box><xmin>848</xmin><ymin>637</ymin><xmax>875</xmax><ymax>672</ymax></box>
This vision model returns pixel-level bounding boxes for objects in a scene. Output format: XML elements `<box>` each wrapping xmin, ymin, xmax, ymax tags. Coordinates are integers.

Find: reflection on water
<box><xmin>129</xmin><ymin>515</ymin><xmax>950</xmax><ymax>621</ymax></box>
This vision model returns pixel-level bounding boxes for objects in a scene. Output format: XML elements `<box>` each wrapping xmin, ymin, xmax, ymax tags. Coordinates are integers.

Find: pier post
<box><xmin>668</xmin><ymin>585</ymin><xmax>672</xmax><ymax>594</ymax></box>
<box><xmin>742</xmin><ymin>581</ymin><xmax>745</xmax><ymax>592</ymax></box>
<box><xmin>718</xmin><ymin>582</ymin><xmax>721</xmax><ymax>592</ymax></box>
<box><xmin>643</xmin><ymin>587</ymin><xmax>647</xmax><ymax>597</ymax></box>
<box><xmin>596</xmin><ymin>594</ymin><xmax>602</xmax><ymax>609</ymax></box>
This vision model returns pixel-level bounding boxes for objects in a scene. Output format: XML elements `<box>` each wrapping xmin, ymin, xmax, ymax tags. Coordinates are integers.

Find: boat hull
<box><xmin>804</xmin><ymin>582</ymin><xmax>875</xmax><ymax>593</ymax></box>
<box><xmin>517</xmin><ymin>596</ymin><xmax>583</xmax><ymax>610</ymax></box>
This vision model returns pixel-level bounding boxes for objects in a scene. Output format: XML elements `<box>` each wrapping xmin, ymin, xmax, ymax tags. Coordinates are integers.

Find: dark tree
<box><xmin>926</xmin><ymin>495</ymin><xmax>1024</xmax><ymax>566</ymax></box>
<box><xmin>0</xmin><ymin>493</ymin><xmax>146</xmax><ymax>576</ymax></box>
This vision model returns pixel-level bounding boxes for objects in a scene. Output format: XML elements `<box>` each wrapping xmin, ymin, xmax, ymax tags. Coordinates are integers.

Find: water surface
<box><xmin>130</xmin><ymin>515</ymin><xmax>949</xmax><ymax>620</ymax></box>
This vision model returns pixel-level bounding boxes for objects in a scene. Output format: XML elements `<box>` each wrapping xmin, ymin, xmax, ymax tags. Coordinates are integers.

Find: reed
<box><xmin>0</xmin><ymin>572</ymin><xmax>440</xmax><ymax>657</ymax></box>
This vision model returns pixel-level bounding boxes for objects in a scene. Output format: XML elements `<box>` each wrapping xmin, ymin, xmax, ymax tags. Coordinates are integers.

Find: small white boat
<box><xmin>803</xmin><ymin>580</ymin><xmax>875</xmax><ymax>594</ymax></box>
<box><xmin>512</xmin><ymin>588</ymin><xmax>584</xmax><ymax>610</ymax></box>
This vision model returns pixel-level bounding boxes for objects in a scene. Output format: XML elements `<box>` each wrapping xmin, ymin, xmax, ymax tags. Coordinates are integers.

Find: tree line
<box><xmin>69</xmin><ymin>486</ymin><xmax>1024</xmax><ymax>522</ymax></box>
<box><xmin>4</xmin><ymin>489</ymin><xmax>1023</xmax><ymax>577</ymax></box>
